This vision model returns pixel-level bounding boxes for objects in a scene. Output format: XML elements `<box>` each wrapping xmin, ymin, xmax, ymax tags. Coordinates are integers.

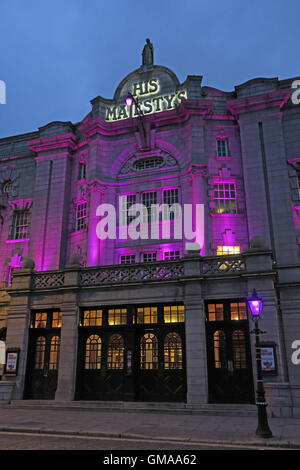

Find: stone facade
<box><xmin>0</xmin><ymin>58</ymin><xmax>300</xmax><ymax>417</ymax></box>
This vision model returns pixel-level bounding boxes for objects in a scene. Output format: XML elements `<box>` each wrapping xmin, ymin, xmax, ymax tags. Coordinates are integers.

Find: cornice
<box><xmin>28</xmin><ymin>133</ymin><xmax>77</xmax><ymax>153</ymax></box>
<box><xmin>227</xmin><ymin>89</ymin><xmax>290</xmax><ymax>118</ymax></box>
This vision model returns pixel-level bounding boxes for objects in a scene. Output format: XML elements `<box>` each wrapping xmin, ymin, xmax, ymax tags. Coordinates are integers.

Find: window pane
<box><xmin>85</xmin><ymin>335</ymin><xmax>102</xmax><ymax>370</ymax></box>
<box><xmin>82</xmin><ymin>310</ymin><xmax>102</xmax><ymax>327</ymax></box>
<box><xmin>137</xmin><ymin>307</ymin><xmax>157</xmax><ymax>324</ymax></box>
<box><xmin>207</xmin><ymin>304</ymin><xmax>224</xmax><ymax>321</ymax></box>
<box><xmin>34</xmin><ymin>336</ymin><xmax>46</xmax><ymax>369</ymax></box>
<box><xmin>164</xmin><ymin>332</ymin><xmax>182</xmax><ymax>369</ymax></box>
<box><xmin>164</xmin><ymin>305</ymin><xmax>185</xmax><ymax>323</ymax></box>
<box><xmin>52</xmin><ymin>311</ymin><xmax>62</xmax><ymax>328</ymax></box>
<box><xmin>232</xmin><ymin>330</ymin><xmax>247</xmax><ymax>369</ymax></box>
<box><xmin>140</xmin><ymin>333</ymin><xmax>158</xmax><ymax>370</ymax></box>
<box><xmin>214</xmin><ymin>330</ymin><xmax>226</xmax><ymax>369</ymax></box>
<box><xmin>230</xmin><ymin>302</ymin><xmax>247</xmax><ymax>321</ymax></box>
<box><xmin>108</xmin><ymin>309</ymin><xmax>127</xmax><ymax>326</ymax></box>
<box><xmin>107</xmin><ymin>334</ymin><xmax>124</xmax><ymax>369</ymax></box>
<box><xmin>49</xmin><ymin>336</ymin><xmax>60</xmax><ymax>370</ymax></box>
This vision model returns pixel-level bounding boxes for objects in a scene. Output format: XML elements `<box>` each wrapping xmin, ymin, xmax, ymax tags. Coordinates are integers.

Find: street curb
<box><xmin>0</xmin><ymin>426</ymin><xmax>299</xmax><ymax>449</ymax></box>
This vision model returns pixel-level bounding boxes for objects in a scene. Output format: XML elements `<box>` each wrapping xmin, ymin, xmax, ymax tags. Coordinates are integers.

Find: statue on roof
<box><xmin>142</xmin><ymin>38</ymin><xmax>154</xmax><ymax>66</ymax></box>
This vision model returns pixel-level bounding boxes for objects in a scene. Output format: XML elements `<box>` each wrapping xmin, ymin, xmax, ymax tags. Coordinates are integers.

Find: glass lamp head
<box><xmin>248</xmin><ymin>289</ymin><xmax>263</xmax><ymax>319</ymax></box>
<box><xmin>125</xmin><ymin>96</ymin><xmax>134</xmax><ymax>107</ymax></box>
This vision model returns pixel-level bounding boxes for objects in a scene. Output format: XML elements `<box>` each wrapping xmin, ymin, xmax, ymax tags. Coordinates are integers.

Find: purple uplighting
<box><xmin>248</xmin><ymin>289</ymin><xmax>263</xmax><ymax>317</ymax></box>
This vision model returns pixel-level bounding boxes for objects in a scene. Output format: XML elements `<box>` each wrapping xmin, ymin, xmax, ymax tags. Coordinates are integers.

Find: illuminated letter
<box><xmin>105</xmin><ymin>106</ymin><xmax>117</xmax><ymax>121</ymax></box>
<box><xmin>149</xmin><ymin>79</ymin><xmax>159</xmax><ymax>93</ymax></box>
<box><xmin>96</xmin><ymin>204</ymin><xmax>116</xmax><ymax>239</ymax></box>
<box><xmin>118</xmin><ymin>105</ymin><xmax>128</xmax><ymax>120</ymax></box>
<box><xmin>164</xmin><ymin>94</ymin><xmax>175</xmax><ymax>109</ymax></box>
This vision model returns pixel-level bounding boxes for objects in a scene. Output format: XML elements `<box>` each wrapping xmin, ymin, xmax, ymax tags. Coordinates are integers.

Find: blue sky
<box><xmin>0</xmin><ymin>0</ymin><xmax>299</xmax><ymax>138</ymax></box>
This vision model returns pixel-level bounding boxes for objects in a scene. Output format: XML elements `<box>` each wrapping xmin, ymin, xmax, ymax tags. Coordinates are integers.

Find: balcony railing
<box><xmin>30</xmin><ymin>255</ymin><xmax>245</xmax><ymax>290</ymax></box>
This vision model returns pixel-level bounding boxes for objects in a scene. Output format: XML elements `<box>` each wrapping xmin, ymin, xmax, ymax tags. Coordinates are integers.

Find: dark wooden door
<box><xmin>76</xmin><ymin>304</ymin><xmax>187</xmax><ymax>402</ymax></box>
<box><xmin>206</xmin><ymin>301</ymin><xmax>254</xmax><ymax>404</ymax></box>
<box><xmin>25</xmin><ymin>332</ymin><xmax>60</xmax><ymax>399</ymax></box>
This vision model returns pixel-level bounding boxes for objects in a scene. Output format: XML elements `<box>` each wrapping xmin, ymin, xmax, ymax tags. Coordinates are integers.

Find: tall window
<box><xmin>163</xmin><ymin>188</ymin><xmax>179</xmax><ymax>220</ymax></box>
<box><xmin>34</xmin><ymin>336</ymin><xmax>46</xmax><ymax>369</ymax></box>
<box><xmin>140</xmin><ymin>333</ymin><xmax>158</xmax><ymax>370</ymax></box>
<box><xmin>85</xmin><ymin>335</ymin><xmax>102</xmax><ymax>370</ymax></box>
<box><xmin>232</xmin><ymin>330</ymin><xmax>247</xmax><ymax>369</ymax></box>
<box><xmin>78</xmin><ymin>162</ymin><xmax>86</xmax><ymax>180</ymax></box>
<box><xmin>213</xmin><ymin>182</ymin><xmax>237</xmax><ymax>214</ymax></box>
<box><xmin>12</xmin><ymin>209</ymin><xmax>30</xmax><ymax>239</ymax></box>
<box><xmin>49</xmin><ymin>336</ymin><xmax>60</xmax><ymax>370</ymax></box>
<box><xmin>142</xmin><ymin>192</ymin><xmax>157</xmax><ymax>223</ymax></box>
<box><xmin>2</xmin><ymin>179</ymin><xmax>13</xmax><ymax>194</ymax></box>
<box><xmin>107</xmin><ymin>334</ymin><xmax>124</xmax><ymax>369</ymax></box>
<box><xmin>119</xmin><ymin>194</ymin><xmax>137</xmax><ymax>225</ymax></box>
<box><xmin>213</xmin><ymin>330</ymin><xmax>226</xmax><ymax>369</ymax></box>
<box><xmin>164</xmin><ymin>332</ymin><xmax>183</xmax><ymax>369</ymax></box>
<box><xmin>75</xmin><ymin>202</ymin><xmax>87</xmax><ymax>231</ymax></box>
<box><xmin>216</xmin><ymin>138</ymin><xmax>229</xmax><ymax>157</ymax></box>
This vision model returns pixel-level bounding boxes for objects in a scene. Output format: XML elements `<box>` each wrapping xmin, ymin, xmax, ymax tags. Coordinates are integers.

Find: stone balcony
<box><xmin>7</xmin><ymin>250</ymin><xmax>275</xmax><ymax>292</ymax></box>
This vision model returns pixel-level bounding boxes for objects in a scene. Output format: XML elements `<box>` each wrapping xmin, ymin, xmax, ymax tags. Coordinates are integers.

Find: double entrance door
<box><xmin>76</xmin><ymin>304</ymin><xmax>186</xmax><ymax>402</ymax></box>
<box><xmin>206</xmin><ymin>300</ymin><xmax>254</xmax><ymax>403</ymax></box>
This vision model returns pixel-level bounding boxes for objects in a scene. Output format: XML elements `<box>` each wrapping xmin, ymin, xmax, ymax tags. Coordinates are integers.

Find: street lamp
<box><xmin>248</xmin><ymin>289</ymin><xmax>273</xmax><ymax>438</ymax></box>
<box><xmin>124</xmin><ymin>92</ymin><xmax>147</xmax><ymax>148</ymax></box>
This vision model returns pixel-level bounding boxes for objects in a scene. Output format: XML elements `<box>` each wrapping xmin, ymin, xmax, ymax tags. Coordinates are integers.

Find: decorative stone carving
<box><xmin>119</xmin><ymin>151</ymin><xmax>178</xmax><ymax>175</ymax></box>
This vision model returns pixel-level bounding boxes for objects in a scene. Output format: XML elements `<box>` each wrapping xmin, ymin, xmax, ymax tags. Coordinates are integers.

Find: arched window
<box><xmin>213</xmin><ymin>330</ymin><xmax>226</xmax><ymax>369</ymax></box>
<box><xmin>34</xmin><ymin>336</ymin><xmax>46</xmax><ymax>369</ymax></box>
<box><xmin>164</xmin><ymin>332</ymin><xmax>182</xmax><ymax>370</ymax></box>
<box><xmin>85</xmin><ymin>335</ymin><xmax>102</xmax><ymax>370</ymax></box>
<box><xmin>232</xmin><ymin>330</ymin><xmax>247</xmax><ymax>369</ymax></box>
<box><xmin>49</xmin><ymin>336</ymin><xmax>60</xmax><ymax>370</ymax></box>
<box><xmin>107</xmin><ymin>334</ymin><xmax>124</xmax><ymax>370</ymax></box>
<box><xmin>140</xmin><ymin>333</ymin><xmax>158</xmax><ymax>370</ymax></box>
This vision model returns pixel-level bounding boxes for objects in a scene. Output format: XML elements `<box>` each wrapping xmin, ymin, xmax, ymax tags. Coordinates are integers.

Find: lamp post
<box><xmin>247</xmin><ymin>289</ymin><xmax>273</xmax><ymax>438</ymax></box>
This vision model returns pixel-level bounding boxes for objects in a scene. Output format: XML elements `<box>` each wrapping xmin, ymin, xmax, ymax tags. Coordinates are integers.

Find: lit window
<box><xmin>134</xmin><ymin>157</ymin><xmax>163</xmax><ymax>170</ymax></box>
<box><xmin>213</xmin><ymin>183</ymin><xmax>237</xmax><ymax>214</ymax></box>
<box><xmin>120</xmin><ymin>255</ymin><xmax>136</xmax><ymax>264</ymax></box>
<box><xmin>232</xmin><ymin>330</ymin><xmax>247</xmax><ymax>369</ymax></box>
<box><xmin>140</xmin><ymin>333</ymin><xmax>158</xmax><ymax>370</ymax></box>
<box><xmin>82</xmin><ymin>309</ymin><xmax>102</xmax><ymax>327</ymax></box>
<box><xmin>164</xmin><ymin>305</ymin><xmax>185</xmax><ymax>323</ymax></box>
<box><xmin>78</xmin><ymin>162</ymin><xmax>86</xmax><ymax>180</ymax></box>
<box><xmin>164</xmin><ymin>332</ymin><xmax>182</xmax><ymax>370</ymax></box>
<box><xmin>137</xmin><ymin>306</ymin><xmax>157</xmax><ymax>324</ymax></box>
<box><xmin>142</xmin><ymin>252</ymin><xmax>156</xmax><ymax>263</ymax></box>
<box><xmin>34</xmin><ymin>336</ymin><xmax>46</xmax><ymax>369</ymax></box>
<box><xmin>107</xmin><ymin>334</ymin><xmax>124</xmax><ymax>369</ymax></box>
<box><xmin>217</xmin><ymin>246</ymin><xmax>241</xmax><ymax>256</ymax></box>
<box><xmin>214</xmin><ymin>330</ymin><xmax>226</xmax><ymax>369</ymax></box>
<box><xmin>142</xmin><ymin>192</ymin><xmax>157</xmax><ymax>223</ymax></box>
<box><xmin>230</xmin><ymin>302</ymin><xmax>247</xmax><ymax>321</ymax></box>
<box><xmin>163</xmin><ymin>189</ymin><xmax>179</xmax><ymax>220</ymax></box>
<box><xmin>49</xmin><ymin>336</ymin><xmax>60</xmax><ymax>370</ymax></box>
<box><xmin>164</xmin><ymin>250</ymin><xmax>180</xmax><ymax>260</ymax></box>
<box><xmin>216</xmin><ymin>138</ymin><xmax>229</xmax><ymax>157</ymax></box>
<box><xmin>31</xmin><ymin>312</ymin><xmax>47</xmax><ymax>329</ymax></box>
<box><xmin>75</xmin><ymin>202</ymin><xmax>87</xmax><ymax>231</ymax></box>
<box><xmin>52</xmin><ymin>311</ymin><xmax>62</xmax><ymax>328</ymax></box>
<box><xmin>119</xmin><ymin>194</ymin><xmax>136</xmax><ymax>225</ymax></box>
<box><xmin>207</xmin><ymin>303</ymin><xmax>224</xmax><ymax>322</ymax></box>
<box><xmin>108</xmin><ymin>308</ymin><xmax>127</xmax><ymax>325</ymax></box>
<box><xmin>85</xmin><ymin>335</ymin><xmax>102</xmax><ymax>370</ymax></box>
<box><xmin>12</xmin><ymin>210</ymin><xmax>30</xmax><ymax>239</ymax></box>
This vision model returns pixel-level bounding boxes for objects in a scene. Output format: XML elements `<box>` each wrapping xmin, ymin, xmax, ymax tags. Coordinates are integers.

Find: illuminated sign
<box><xmin>105</xmin><ymin>78</ymin><xmax>187</xmax><ymax>122</ymax></box>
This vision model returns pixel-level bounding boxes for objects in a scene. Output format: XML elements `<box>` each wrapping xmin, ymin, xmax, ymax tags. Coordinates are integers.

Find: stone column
<box><xmin>183</xmin><ymin>253</ymin><xmax>208</xmax><ymax>404</ymax></box>
<box><xmin>55</xmin><ymin>267</ymin><xmax>79</xmax><ymax>401</ymax></box>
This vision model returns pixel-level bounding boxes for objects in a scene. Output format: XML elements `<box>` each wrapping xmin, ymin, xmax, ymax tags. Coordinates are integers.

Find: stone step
<box><xmin>7</xmin><ymin>400</ymin><xmax>257</xmax><ymax>417</ymax></box>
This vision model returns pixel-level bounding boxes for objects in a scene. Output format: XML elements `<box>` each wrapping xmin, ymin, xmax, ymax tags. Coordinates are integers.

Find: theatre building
<box><xmin>0</xmin><ymin>43</ymin><xmax>300</xmax><ymax>417</ymax></box>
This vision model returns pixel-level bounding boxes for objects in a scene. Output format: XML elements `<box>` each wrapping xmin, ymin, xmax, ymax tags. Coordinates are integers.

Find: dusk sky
<box><xmin>0</xmin><ymin>0</ymin><xmax>299</xmax><ymax>138</ymax></box>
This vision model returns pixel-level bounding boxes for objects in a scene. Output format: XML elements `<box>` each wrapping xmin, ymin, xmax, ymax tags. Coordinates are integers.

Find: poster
<box><xmin>261</xmin><ymin>346</ymin><xmax>276</xmax><ymax>373</ymax></box>
<box><xmin>5</xmin><ymin>350</ymin><xmax>19</xmax><ymax>375</ymax></box>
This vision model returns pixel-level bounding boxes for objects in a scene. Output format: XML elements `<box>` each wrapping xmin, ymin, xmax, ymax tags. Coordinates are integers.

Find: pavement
<box><xmin>0</xmin><ymin>406</ymin><xmax>299</xmax><ymax>449</ymax></box>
